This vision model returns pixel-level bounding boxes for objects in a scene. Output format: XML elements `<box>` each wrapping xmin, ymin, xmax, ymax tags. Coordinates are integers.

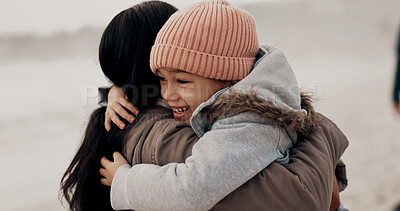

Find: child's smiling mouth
<box><xmin>170</xmin><ymin>106</ymin><xmax>190</xmax><ymax>119</ymax></box>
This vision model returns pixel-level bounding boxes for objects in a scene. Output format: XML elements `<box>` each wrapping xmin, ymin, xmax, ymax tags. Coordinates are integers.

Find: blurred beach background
<box><xmin>1</xmin><ymin>0</ymin><xmax>400</xmax><ymax>210</ymax></box>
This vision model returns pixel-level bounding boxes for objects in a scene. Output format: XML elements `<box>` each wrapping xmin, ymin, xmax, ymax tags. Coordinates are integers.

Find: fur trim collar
<box><xmin>203</xmin><ymin>90</ymin><xmax>320</xmax><ymax>135</ymax></box>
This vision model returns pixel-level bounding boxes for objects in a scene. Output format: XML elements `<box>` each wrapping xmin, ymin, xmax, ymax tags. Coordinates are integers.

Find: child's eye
<box><xmin>158</xmin><ymin>76</ymin><xmax>167</xmax><ymax>82</ymax></box>
<box><xmin>177</xmin><ymin>79</ymin><xmax>189</xmax><ymax>84</ymax></box>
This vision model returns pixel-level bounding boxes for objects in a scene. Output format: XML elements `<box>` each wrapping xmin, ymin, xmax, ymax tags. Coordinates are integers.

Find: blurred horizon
<box><xmin>2</xmin><ymin>0</ymin><xmax>398</xmax><ymax>64</ymax></box>
<box><xmin>0</xmin><ymin>0</ymin><xmax>292</xmax><ymax>37</ymax></box>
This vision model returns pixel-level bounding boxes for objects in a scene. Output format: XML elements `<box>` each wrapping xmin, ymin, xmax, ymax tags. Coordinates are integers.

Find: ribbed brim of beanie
<box><xmin>150</xmin><ymin>0</ymin><xmax>259</xmax><ymax>81</ymax></box>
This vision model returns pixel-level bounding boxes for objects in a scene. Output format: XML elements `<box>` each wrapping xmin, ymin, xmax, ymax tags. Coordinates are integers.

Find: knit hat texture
<box><xmin>150</xmin><ymin>0</ymin><xmax>259</xmax><ymax>80</ymax></box>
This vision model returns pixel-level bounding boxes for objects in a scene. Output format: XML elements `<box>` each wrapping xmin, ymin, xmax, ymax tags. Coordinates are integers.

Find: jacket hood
<box><xmin>191</xmin><ymin>45</ymin><xmax>319</xmax><ymax>136</ymax></box>
<box><xmin>229</xmin><ymin>45</ymin><xmax>303</xmax><ymax>112</ymax></box>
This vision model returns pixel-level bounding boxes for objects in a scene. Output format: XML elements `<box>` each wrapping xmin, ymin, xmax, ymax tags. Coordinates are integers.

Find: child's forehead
<box><xmin>157</xmin><ymin>67</ymin><xmax>189</xmax><ymax>75</ymax></box>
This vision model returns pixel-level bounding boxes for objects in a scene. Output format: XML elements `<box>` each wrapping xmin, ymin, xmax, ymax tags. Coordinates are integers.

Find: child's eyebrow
<box><xmin>168</xmin><ymin>69</ymin><xmax>186</xmax><ymax>73</ymax></box>
<box><xmin>159</xmin><ymin>68</ymin><xmax>187</xmax><ymax>74</ymax></box>
<box><xmin>155</xmin><ymin>69</ymin><xmax>168</xmax><ymax>76</ymax></box>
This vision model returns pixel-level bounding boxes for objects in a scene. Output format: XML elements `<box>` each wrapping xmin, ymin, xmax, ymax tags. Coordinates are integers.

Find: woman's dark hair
<box><xmin>60</xmin><ymin>1</ymin><xmax>177</xmax><ymax>210</ymax></box>
<box><xmin>99</xmin><ymin>1</ymin><xmax>177</xmax><ymax>109</ymax></box>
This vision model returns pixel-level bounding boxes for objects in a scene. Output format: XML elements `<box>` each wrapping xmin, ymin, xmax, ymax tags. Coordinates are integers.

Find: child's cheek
<box><xmin>181</xmin><ymin>84</ymin><xmax>199</xmax><ymax>100</ymax></box>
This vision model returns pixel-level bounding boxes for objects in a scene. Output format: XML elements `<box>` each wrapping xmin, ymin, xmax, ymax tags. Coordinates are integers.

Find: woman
<box><xmin>60</xmin><ymin>2</ymin><xmax>178</xmax><ymax>210</ymax></box>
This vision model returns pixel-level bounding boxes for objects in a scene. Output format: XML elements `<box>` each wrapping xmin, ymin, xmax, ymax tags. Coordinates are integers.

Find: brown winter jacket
<box><xmin>122</xmin><ymin>104</ymin><xmax>348</xmax><ymax>211</ymax></box>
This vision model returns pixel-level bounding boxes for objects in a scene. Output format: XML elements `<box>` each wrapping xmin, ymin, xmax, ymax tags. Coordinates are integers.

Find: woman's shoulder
<box><xmin>124</xmin><ymin>106</ymin><xmax>198</xmax><ymax>165</ymax></box>
<box><xmin>136</xmin><ymin>106</ymin><xmax>173</xmax><ymax>121</ymax></box>
<box><xmin>146</xmin><ymin>118</ymin><xmax>198</xmax><ymax>165</ymax></box>
<box><xmin>123</xmin><ymin>106</ymin><xmax>173</xmax><ymax>164</ymax></box>
<box><xmin>133</xmin><ymin>106</ymin><xmax>197</xmax><ymax>136</ymax></box>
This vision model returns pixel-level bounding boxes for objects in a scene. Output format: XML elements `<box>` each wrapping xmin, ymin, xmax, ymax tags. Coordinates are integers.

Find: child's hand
<box><xmin>99</xmin><ymin>152</ymin><xmax>129</xmax><ymax>186</ymax></box>
<box><xmin>105</xmin><ymin>86</ymin><xmax>139</xmax><ymax>131</ymax></box>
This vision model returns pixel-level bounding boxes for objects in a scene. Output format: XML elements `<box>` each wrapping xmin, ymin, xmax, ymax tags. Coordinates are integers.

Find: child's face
<box><xmin>156</xmin><ymin>67</ymin><xmax>229</xmax><ymax>124</ymax></box>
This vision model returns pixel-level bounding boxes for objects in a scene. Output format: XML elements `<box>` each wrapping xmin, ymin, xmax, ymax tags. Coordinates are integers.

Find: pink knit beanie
<box><xmin>150</xmin><ymin>0</ymin><xmax>259</xmax><ymax>80</ymax></box>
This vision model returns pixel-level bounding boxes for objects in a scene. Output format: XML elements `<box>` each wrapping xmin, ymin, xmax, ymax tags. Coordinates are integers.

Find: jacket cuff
<box><xmin>111</xmin><ymin>164</ymin><xmax>132</xmax><ymax>210</ymax></box>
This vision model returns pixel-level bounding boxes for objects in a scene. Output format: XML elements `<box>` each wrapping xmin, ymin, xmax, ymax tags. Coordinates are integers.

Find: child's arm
<box><xmin>110</xmin><ymin>120</ymin><xmax>282</xmax><ymax>211</ymax></box>
<box><xmin>208</xmin><ymin>113</ymin><xmax>348</xmax><ymax>210</ymax></box>
<box><xmin>101</xmin><ymin>113</ymin><xmax>348</xmax><ymax>210</ymax></box>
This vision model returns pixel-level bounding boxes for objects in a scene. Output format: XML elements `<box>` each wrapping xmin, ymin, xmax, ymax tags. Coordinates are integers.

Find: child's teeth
<box><xmin>173</xmin><ymin>107</ymin><xmax>188</xmax><ymax>113</ymax></box>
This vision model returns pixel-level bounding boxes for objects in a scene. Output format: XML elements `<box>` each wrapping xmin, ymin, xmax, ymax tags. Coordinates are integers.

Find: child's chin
<box><xmin>173</xmin><ymin>110</ymin><xmax>192</xmax><ymax>124</ymax></box>
<box><xmin>174</xmin><ymin>114</ymin><xmax>191</xmax><ymax>124</ymax></box>
<box><xmin>178</xmin><ymin>117</ymin><xmax>191</xmax><ymax>124</ymax></box>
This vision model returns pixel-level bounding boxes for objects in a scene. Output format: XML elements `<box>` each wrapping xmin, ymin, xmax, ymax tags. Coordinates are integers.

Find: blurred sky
<box><xmin>0</xmin><ymin>0</ymin><xmax>290</xmax><ymax>36</ymax></box>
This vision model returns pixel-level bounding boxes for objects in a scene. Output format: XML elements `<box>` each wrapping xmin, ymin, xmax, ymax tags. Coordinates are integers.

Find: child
<box><xmin>100</xmin><ymin>0</ymin><xmax>347</xmax><ymax>210</ymax></box>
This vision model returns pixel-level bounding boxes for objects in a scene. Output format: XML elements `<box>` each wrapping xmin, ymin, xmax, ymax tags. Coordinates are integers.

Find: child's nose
<box><xmin>162</xmin><ymin>85</ymin><xmax>179</xmax><ymax>102</ymax></box>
